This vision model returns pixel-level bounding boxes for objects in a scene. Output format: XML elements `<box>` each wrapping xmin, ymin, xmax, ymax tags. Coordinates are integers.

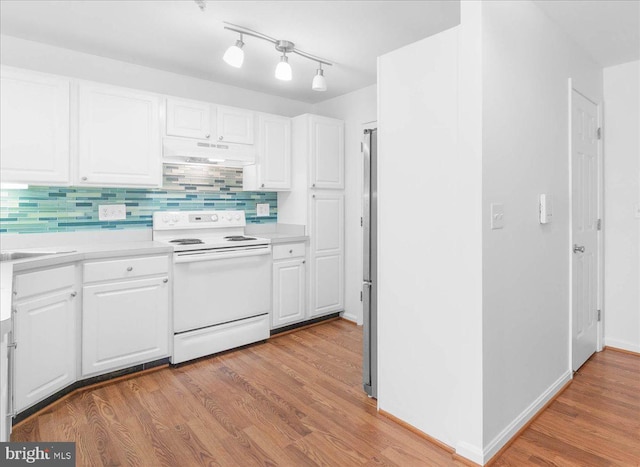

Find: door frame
<box><xmin>568</xmin><ymin>79</ymin><xmax>604</xmax><ymax>372</ymax></box>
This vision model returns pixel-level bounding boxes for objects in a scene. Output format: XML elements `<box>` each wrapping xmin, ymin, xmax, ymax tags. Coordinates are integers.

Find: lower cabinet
<box><xmin>12</xmin><ymin>265</ymin><xmax>77</xmax><ymax>413</ymax></box>
<box><xmin>82</xmin><ymin>256</ymin><xmax>170</xmax><ymax>377</ymax></box>
<box><xmin>272</xmin><ymin>243</ymin><xmax>307</xmax><ymax>330</ymax></box>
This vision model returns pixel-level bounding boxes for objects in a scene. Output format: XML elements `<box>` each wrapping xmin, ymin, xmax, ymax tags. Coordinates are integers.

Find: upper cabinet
<box><xmin>166</xmin><ymin>98</ymin><xmax>212</xmax><ymax>140</ymax></box>
<box><xmin>165</xmin><ymin>99</ymin><xmax>255</xmax><ymax>146</ymax></box>
<box><xmin>309</xmin><ymin>115</ymin><xmax>344</xmax><ymax>189</ymax></box>
<box><xmin>0</xmin><ymin>67</ymin><xmax>70</xmax><ymax>185</ymax></box>
<box><xmin>243</xmin><ymin>113</ymin><xmax>291</xmax><ymax>191</ymax></box>
<box><xmin>78</xmin><ymin>82</ymin><xmax>161</xmax><ymax>187</ymax></box>
<box><xmin>217</xmin><ymin>105</ymin><xmax>254</xmax><ymax>145</ymax></box>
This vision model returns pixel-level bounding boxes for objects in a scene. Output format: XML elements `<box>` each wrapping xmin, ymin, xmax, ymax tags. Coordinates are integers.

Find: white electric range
<box><xmin>152</xmin><ymin>210</ymin><xmax>271</xmax><ymax>364</ymax></box>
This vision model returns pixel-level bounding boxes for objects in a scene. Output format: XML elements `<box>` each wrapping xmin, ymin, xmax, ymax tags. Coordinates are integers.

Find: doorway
<box><xmin>571</xmin><ymin>87</ymin><xmax>603</xmax><ymax>371</ymax></box>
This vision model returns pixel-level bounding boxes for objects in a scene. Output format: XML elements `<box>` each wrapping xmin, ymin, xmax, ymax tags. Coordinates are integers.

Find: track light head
<box><xmin>275</xmin><ymin>54</ymin><xmax>292</xmax><ymax>81</ymax></box>
<box><xmin>312</xmin><ymin>63</ymin><xmax>327</xmax><ymax>92</ymax></box>
<box><xmin>223</xmin><ymin>35</ymin><xmax>245</xmax><ymax>68</ymax></box>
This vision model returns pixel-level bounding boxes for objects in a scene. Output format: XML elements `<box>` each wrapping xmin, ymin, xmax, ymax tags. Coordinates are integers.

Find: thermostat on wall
<box><xmin>539</xmin><ymin>194</ymin><xmax>552</xmax><ymax>224</ymax></box>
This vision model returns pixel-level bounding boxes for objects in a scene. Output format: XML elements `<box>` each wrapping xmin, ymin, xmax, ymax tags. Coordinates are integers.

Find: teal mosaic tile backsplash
<box><xmin>0</xmin><ymin>165</ymin><xmax>276</xmax><ymax>234</ymax></box>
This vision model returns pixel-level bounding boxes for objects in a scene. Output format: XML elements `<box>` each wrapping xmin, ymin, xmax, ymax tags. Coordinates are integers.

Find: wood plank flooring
<box><xmin>11</xmin><ymin>320</ymin><xmax>640</xmax><ymax>466</ymax></box>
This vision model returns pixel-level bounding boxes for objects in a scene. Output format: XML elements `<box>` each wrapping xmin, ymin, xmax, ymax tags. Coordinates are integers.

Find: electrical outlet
<box><xmin>99</xmin><ymin>204</ymin><xmax>126</xmax><ymax>221</ymax></box>
<box><xmin>256</xmin><ymin>203</ymin><xmax>270</xmax><ymax>217</ymax></box>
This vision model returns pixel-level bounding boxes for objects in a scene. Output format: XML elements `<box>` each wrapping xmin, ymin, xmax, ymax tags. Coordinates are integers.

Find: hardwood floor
<box><xmin>11</xmin><ymin>320</ymin><xmax>640</xmax><ymax>466</ymax></box>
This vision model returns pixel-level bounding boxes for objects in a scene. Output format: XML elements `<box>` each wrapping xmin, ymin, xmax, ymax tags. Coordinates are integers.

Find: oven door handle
<box><xmin>174</xmin><ymin>247</ymin><xmax>271</xmax><ymax>263</ymax></box>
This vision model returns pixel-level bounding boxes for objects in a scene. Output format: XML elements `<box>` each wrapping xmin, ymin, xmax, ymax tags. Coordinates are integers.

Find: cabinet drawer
<box><xmin>84</xmin><ymin>255</ymin><xmax>169</xmax><ymax>283</ymax></box>
<box><xmin>14</xmin><ymin>265</ymin><xmax>75</xmax><ymax>300</ymax></box>
<box><xmin>272</xmin><ymin>243</ymin><xmax>306</xmax><ymax>260</ymax></box>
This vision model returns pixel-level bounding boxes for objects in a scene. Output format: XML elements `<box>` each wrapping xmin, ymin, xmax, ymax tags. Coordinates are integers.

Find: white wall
<box><xmin>377</xmin><ymin>3</ymin><xmax>484</xmax><ymax>460</ymax></box>
<box><xmin>313</xmin><ymin>85</ymin><xmax>377</xmax><ymax>324</ymax></box>
<box><xmin>481</xmin><ymin>0</ymin><xmax>603</xmax><ymax>457</ymax></box>
<box><xmin>603</xmin><ymin>60</ymin><xmax>640</xmax><ymax>353</ymax></box>
<box><xmin>0</xmin><ymin>35</ymin><xmax>310</xmax><ymax>116</ymax></box>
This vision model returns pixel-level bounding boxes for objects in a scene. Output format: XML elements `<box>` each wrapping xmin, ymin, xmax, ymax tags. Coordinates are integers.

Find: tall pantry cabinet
<box><xmin>278</xmin><ymin>114</ymin><xmax>345</xmax><ymax>318</ymax></box>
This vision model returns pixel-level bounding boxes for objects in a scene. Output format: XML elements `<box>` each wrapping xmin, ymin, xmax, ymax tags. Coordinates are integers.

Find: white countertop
<box><xmin>245</xmin><ymin>223</ymin><xmax>308</xmax><ymax>245</ymax></box>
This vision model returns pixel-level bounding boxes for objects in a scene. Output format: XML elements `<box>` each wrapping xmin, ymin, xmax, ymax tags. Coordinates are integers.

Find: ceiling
<box><xmin>0</xmin><ymin>1</ymin><xmax>636</xmax><ymax>104</ymax></box>
<box><xmin>0</xmin><ymin>0</ymin><xmax>460</xmax><ymax>104</ymax></box>
<box><xmin>533</xmin><ymin>0</ymin><xmax>639</xmax><ymax>67</ymax></box>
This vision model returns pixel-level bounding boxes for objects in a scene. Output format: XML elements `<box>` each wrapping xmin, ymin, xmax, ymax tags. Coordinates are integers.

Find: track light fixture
<box><xmin>223</xmin><ymin>34</ymin><xmax>245</xmax><ymax>68</ymax></box>
<box><xmin>222</xmin><ymin>22</ymin><xmax>332</xmax><ymax>91</ymax></box>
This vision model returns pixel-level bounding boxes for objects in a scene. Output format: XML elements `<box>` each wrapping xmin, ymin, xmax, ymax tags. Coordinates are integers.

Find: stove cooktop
<box><xmin>169</xmin><ymin>238</ymin><xmax>205</xmax><ymax>245</ymax></box>
<box><xmin>224</xmin><ymin>236</ymin><xmax>257</xmax><ymax>241</ymax></box>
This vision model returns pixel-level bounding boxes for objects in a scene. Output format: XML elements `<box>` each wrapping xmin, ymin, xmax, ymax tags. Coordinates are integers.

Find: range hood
<box><xmin>163</xmin><ymin>137</ymin><xmax>255</xmax><ymax>167</ymax></box>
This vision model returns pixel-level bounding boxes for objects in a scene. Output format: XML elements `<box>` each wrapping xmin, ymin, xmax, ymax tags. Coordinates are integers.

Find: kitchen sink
<box><xmin>0</xmin><ymin>250</ymin><xmax>76</xmax><ymax>262</ymax></box>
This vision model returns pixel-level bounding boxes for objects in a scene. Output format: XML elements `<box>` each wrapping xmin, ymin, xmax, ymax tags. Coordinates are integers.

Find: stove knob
<box><xmin>235</xmin><ymin>214</ymin><xmax>241</xmax><ymax>220</ymax></box>
<box><xmin>226</xmin><ymin>215</ymin><xmax>232</xmax><ymax>221</ymax></box>
<box><xmin>172</xmin><ymin>215</ymin><xmax>180</xmax><ymax>223</ymax></box>
<box><xmin>210</xmin><ymin>214</ymin><xmax>218</xmax><ymax>222</ymax></box>
<box><xmin>162</xmin><ymin>214</ymin><xmax>170</xmax><ymax>223</ymax></box>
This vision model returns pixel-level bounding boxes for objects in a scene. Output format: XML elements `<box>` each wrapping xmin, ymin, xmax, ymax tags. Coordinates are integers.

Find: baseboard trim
<box><xmin>484</xmin><ymin>372</ymin><xmax>573</xmax><ymax>465</ymax></box>
<box><xmin>340</xmin><ymin>316</ymin><xmax>358</xmax><ymax>326</ymax></box>
<box><xmin>340</xmin><ymin>312</ymin><xmax>358</xmax><ymax>324</ymax></box>
<box><xmin>604</xmin><ymin>345</ymin><xmax>640</xmax><ymax>357</ymax></box>
<box><xmin>378</xmin><ymin>409</ymin><xmax>456</xmax><ymax>454</ymax></box>
<box><xmin>270</xmin><ymin>313</ymin><xmax>341</xmax><ymax>337</ymax></box>
<box><xmin>604</xmin><ymin>342</ymin><xmax>640</xmax><ymax>356</ymax></box>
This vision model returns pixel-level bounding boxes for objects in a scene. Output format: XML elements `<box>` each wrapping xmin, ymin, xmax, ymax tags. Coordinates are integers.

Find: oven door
<box><xmin>173</xmin><ymin>245</ymin><xmax>271</xmax><ymax>333</ymax></box>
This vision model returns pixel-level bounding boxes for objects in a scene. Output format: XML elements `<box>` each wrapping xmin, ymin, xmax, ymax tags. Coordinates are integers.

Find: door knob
<box><xmin>573</xmin><ymin>244</ymin><xmax>585</xmax><ymax>253</ymax></box>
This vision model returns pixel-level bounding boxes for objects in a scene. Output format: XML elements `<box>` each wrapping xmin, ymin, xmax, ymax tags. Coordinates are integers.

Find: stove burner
<box><xmin>169</xmin><ymin>238</ymin><xmax>204</xmax><ymax>245</ymax></box>
<box><xmin>224</xmin><ymin>235</ymin><xmax>257</xmax><ymax>242</ymax></box>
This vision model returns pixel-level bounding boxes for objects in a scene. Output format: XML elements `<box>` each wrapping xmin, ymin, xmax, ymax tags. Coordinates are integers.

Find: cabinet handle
<box><xmin>70</xmin><ymin>291</ymin><xmax>77</xmax><ymax>298</ymax></box>
<box><xmin>302</xmin><ymin>260</ymin><xmax>306</xmax><ymax>264</ymax></box>
<box><xmin>312</xmin><ymin>183</ymin><xmax>316</xmax><ymax>187</ymax></box>
<box><xmin>261</xmin><ymin>184</ymin><xmax>265</xmax><ymax>188</ymax></box>
<box><xmin>163</xmin><ymin>278</ymin><xmax>169</xmax><ymax>283</ymax></box>
<box><xmin>82</xmin><ymin>176</ymin><xmax>88</xmax><ymax>181</ymax></box>
<box><xmin>205</xmin><ymin>134</ymin><xmax>210</xmax><ymax>139</ymax></box>
<box><xmin>219</xmin><ymin>136</ymin><xmax>224</xmax><ymax>141</ymax></box>
<box><xmin>127</xmin><ymin>266</ymin><xmax>133</xmax><ymax>272</ymax></box>
<box><xmin>312</xmin><ymin>194</ymin><xmax>316</xmax><ymax>198</ymax></box>
<box><xmin>289</xmin><ymin>249</ymin><xmax>293</xmax><ymax>254</ymax></box>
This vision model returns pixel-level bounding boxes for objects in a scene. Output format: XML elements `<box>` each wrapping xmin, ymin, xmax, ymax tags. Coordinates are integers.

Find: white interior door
<box><xmin>571</xmin><ymin>89</ymin><xmax>600</xmax><ymax>371</ymax></box>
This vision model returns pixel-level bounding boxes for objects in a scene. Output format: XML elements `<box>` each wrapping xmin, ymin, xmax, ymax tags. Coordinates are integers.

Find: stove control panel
<box><xmin>152</xmin><ymin>210</ymin><xmax>246</xmax><ymax>230</ymax></box>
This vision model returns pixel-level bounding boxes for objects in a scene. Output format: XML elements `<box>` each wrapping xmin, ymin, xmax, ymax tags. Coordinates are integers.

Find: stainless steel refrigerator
<box><xmin>363</xmin><ymin>127</ymin><xmax>377</xmax><ymax>398</ymax></box>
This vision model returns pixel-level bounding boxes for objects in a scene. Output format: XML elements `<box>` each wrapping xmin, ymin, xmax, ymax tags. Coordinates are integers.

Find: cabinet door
<box><xmin>272</xmin><ymin>258</ymin><xmax>306</xmax><ymax>328</ymax></box>
<box><xmin>82</xmin><ymin>276</ymin><xmax>169</xmax><ymax>377</ymax></box>
<box><xmin>0</xmin><ymin>67</ymin><xmax>70</xmax><ymax>184</ymax></box>
<box><xmin>258</xmin><ymin>114</ymin><xmax>291</xmax><ymax>190</ymax></box>
<box><xmin>217</xmin><ymin>105</ymin><xmax>254</xmax><ymax>145</ymax></box>
<box><xmin>309</xmin><ymin>116</ymin><xmax>344</xmax><ymax>189</ymax></box>
<box><xmin>78</xmin><ymin>83</ymin><xmax>161</xmax><ymax>187</ymax></box>
<box><xmin>309</xmin><ymin>192</ymin><xmax>345</xmax><ymax>317</ymax></box>
<box><xmin>166</xmin><ymin>98</ymin><xmax>212</xmax><ymax>140</ymax></box>
<box><xmin>14</xmin><ymin>290</ymin><xmax>76</xmax><ymax>412</ymax></box>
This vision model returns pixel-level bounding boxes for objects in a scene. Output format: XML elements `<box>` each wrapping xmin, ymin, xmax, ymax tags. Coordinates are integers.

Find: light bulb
<box><xmin>312</xmin><ymin>67</ymin><xmax>327</xmax><ymax>91</ymax></box>
<box><xmin>223</xmin><ymin>39</ymin><xmax>244</xmax><ymax>68</ymax></box>
<box><xmin>275</xmin><ymin>54</ymin><xmax>292</xmax><ymax>81</ymax></box>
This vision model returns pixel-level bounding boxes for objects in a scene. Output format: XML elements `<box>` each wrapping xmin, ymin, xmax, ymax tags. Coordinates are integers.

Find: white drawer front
<box><xmin>14</xmin><ymin>265</ymin><xmax>75</xmax><ymax>300</ymax></box>
<box><xmin>84</xmin><ymin>255</ymin><xmax>169</xmax><ymax>283</ymax></box>
<box><xmin>272</xmin><ymin>242</ymin><xmax>306</xmax><ymax>260</ymax></box>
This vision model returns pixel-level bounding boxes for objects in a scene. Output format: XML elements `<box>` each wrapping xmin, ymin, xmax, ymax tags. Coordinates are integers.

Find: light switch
<box><xmin>491</xmin><ymin>203</ymin><xmax>505</xmax><ymax>230</ymax></box>
<box><xmin>539</xmin><ymin>194</ymin><xmax>552</xmax><ymax>224</ymax></box>
<box><xmin>256</xmin><ymin>203</ymin><xmax>270</xmax><ymax>217</ymax></box>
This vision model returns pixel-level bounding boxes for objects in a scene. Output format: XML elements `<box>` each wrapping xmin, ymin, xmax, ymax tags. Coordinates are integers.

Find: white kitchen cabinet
<box><xmin>309</xmin><ymin>115</ymin><xmax>344</xmax><ymax>189</ymax></box>
<box><xmin>0</xmin><ymin>66</ymin><xmax>70</xmax><ymax>185</ymax></box>
<box><xmin>1</xmin><ymin>322</ymin><xmax>11</xmax><ymax>441</ymax></box>
<box><xmin>243</xmin><ymin>113</ymin><xmax>291</xmax><ymax>191</ymax></box>
<box><xmin>217</xmin><ymin>105</ymin><xmax>254</xmax><ymax>145</ymax></box>
<box><xmin>272</xmin><ymin>243</ymin><xmax>306</xmax><ymax>329</ymax></box>
<box><xmin>12</xmin><ymin>265</ymin><xmax>77</xmax><ymax>413</ymax></box>
<box><xmin>78</xmin><ymin>82</ymin><xmax>161</xmax><ymax>187</ymax></box>
<box><xmin>81</xmin><ymin>255</ymin><xmax>169</xmax><ymax>377</ymax></box>
<box><xmin>309</xmin><ymin>192</ymin><xmax>345</xmax><ymax>316</ymax></box>
<box><xmin>166</xmin><ymin>97</ymin><xmax>212</xmax><ymax>140</ymax></box>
